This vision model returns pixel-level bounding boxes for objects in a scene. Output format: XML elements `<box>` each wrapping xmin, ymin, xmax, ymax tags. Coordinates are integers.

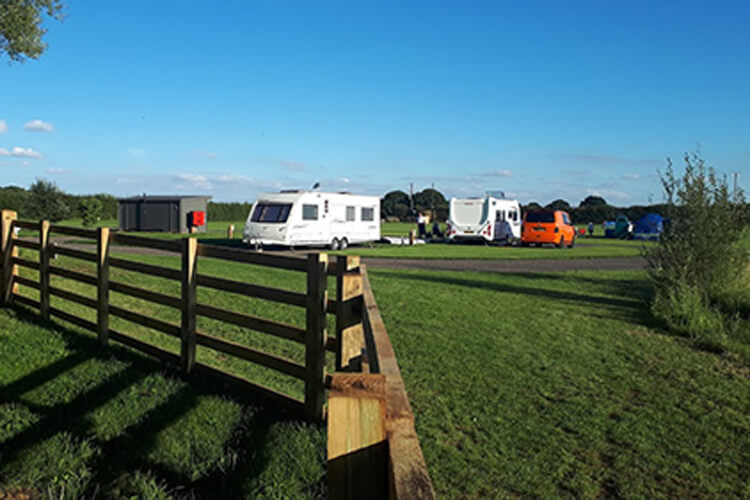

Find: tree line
<box><xmin>380</xmin><ymin>189</ymin><xmax>672</xmax><ymax>224</ymax></box>
<box><xmin>4</xmin><ymin>179</ymin><xmax>740</xmax><ymax>226</ymax></box>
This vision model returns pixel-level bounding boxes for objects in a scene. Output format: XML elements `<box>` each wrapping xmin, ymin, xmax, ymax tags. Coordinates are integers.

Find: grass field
<box><xmin>2</xmin><ymin>244</ymin><xmax>749</xmax><ymax>498</ymax></box>
<box><xmin>336</xmin><ymin>238</ymin><xmax>649</xmax><ymax>260</ymax></box>
<box><xmin>370</xmin><ymin>268</ymin><xmax>750</xmax><ymax>498</ymax></box>
<box><xmin>1</xmin><ymin>248</ymin><xmax>331</xmax><ymax>498</ymax></box>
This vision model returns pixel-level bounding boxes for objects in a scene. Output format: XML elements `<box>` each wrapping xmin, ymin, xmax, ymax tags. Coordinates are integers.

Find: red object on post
<box><xmin>190</xmin><ymin>211</ymin><xmax>205</xmax><ymax>227</ymax></box>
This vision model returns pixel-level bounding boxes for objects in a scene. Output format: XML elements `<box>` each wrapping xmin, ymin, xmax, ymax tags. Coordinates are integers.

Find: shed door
<box><xmin>141</xmin><ymin>202</ymin><xmax>173</xmax><ymax>231</ymax></box>
<box><xmin>120</xmin><ymin>202</ymin><xmax>140</xmax><ymax>230</ymax></box>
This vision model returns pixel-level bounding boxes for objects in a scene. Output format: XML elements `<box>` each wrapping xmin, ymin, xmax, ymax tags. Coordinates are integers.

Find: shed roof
<box><xmin>117</xmin><ymin>195</ymin><xmax>212</xmax><ymax>202</ymax></box>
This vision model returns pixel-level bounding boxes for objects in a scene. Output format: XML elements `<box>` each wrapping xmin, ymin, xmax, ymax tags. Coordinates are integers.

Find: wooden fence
<box><xmin>1</xmin><ymin>209</ymin><xmax>435</xmax><ymax>498</ymax></box>
<box><xmin>326</xmin><ymin>264</ymin><xmax>435</xmax><ymax>499</ymax></box>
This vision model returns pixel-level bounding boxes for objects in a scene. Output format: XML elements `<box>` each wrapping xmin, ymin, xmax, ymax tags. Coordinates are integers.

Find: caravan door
<box><xmin>493</xmin><ymin>209</ymin><xmax>511</xmax><ymax>241</ymax></box>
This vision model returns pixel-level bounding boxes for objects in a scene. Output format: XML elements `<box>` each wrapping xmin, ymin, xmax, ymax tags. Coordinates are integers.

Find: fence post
<box><xmin>96</xmin><ymin>227</ymin><xmax>110</xmax><ymax>344</ymax></box>
<box><xmin>327</xmin><ymin>373</ymin><xmax>388</xmax><ymax>500</ymax></box>
<box><xmin>181</xmin><ymin>237</ymin><xmax>198</xmax><ymax>373</ymax></box>
<box><xmin>39</xmin><ymin>220</ymin><xmax>51</xmax><ymax>320</ymax></box>
<box><xmin>335</xmin><ymin>256</ymin><xmax>365</xmax><ymax>371</ymax></box>
<box><xmin>305</xmin><ymin>252</ymin><xmax>328</xmax><ymax>422</ymax></box>
<box><xmin>1</xmin><ymin>210</ymin><xmax>18</xmax><ymax>305</ymax></box>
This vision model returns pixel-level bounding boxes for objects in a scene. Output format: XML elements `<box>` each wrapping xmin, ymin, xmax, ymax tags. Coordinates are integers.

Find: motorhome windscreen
<box><xmin>526</xmin><ymin>211</ymin><xmax>555</xmax><ymax>223</ymax></box>
<box><xmin>251</xmin><ymin>203</ymin><xmax>292</xmax><ymax>223</ymax></box>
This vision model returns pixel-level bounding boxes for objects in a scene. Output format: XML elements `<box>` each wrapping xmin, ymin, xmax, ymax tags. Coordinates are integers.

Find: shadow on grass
<box><xmin>374</xmin><ymin>269</ymin><xmax>647</xmax><ymax>308</ymax></box>
<box><xmin>0</xmin><ymin>305</ymin><xmax>313</xmax><ymax>498</ymax></box>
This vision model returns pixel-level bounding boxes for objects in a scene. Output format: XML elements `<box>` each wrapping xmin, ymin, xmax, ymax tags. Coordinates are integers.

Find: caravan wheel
<box><xmin>330</xmin><ymin>238</ymin><xmax>340</xmax><ymax>250</ymax></box>
<box><xmin>339</xmin><ymin>238</ymin><xmax>349</xmax><ymax>250</ymax></box>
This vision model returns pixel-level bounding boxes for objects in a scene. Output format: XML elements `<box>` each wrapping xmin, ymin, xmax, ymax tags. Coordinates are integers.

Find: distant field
<box><xmin>337</xmin><ymin>238</ymin><xmax>651</xmax><ymax>260</ymax></box>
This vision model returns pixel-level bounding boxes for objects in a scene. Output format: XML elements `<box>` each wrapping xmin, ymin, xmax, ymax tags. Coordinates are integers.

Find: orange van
<box><xmin>521</xmin><ymin>210</ymin><xmax>576</xmax><ymax>248</ymax></box>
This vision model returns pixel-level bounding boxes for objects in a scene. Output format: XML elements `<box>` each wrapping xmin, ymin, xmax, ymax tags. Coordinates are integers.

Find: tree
<box><xmin>79</xmin><ymin>197</ymin><xmax>102</xmax><ymax>226</ymax></box>
<box><xmin>414</xmin><ymin>188</ymin><xmax>447</xmax><ymax>209</ymax></box>
<box><xmin>1</xmin><ymin>0</ymin><xmax>64</xmax><ymax>62</ymax></box>
<box><xmin>523</xmin><ymin>202</ymin><xmax>543</xmax><ymax>211</ymax></box>
<box><xmin>24</xmin><ymin>178</ymin><xmax>70</xmax><ymax>221</ymax></box>
<box><xmin>414</xmin><ymin>188</ymin><xmax>448</xmax><ymax>221</ymax></box>
<box><xmin>381</xmin><ymin>190</ymin><xmax>411</xmax><ymax>219</ymax></box>
<box><xmin>579</xmin><ymin>195</ymin><xmax>607</xmax><ymax>208</ymax></box>
<box><xmin>645</xmin><ymin>151</ymin><xmax>749</xmax><ymax>344</ymax></box>
<box><xmin>0</xmin><ymin>185</ymin><xmax>29</xmax><ymax>214</ymax></box>
<box><xmin>545</xmin><ymin>198</ymin><xmax>571</xmax><ymax>211</ymax></box>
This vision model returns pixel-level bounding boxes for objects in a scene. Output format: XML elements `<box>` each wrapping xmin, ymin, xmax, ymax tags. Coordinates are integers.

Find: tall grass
<box><xmin>645</xmin><ymin>152</ymin><xmax>750</xmax><ymax>352</ymax></box>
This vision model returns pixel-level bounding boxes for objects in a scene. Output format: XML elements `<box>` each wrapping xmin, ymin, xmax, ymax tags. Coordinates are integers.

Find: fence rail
<box><xmin>1</xmin><ymin>209</ymin><xmax>434</xmax><ymax>497</ymax></box>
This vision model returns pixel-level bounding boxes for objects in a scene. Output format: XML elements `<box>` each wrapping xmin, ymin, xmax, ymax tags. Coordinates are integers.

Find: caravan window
<box><xmin>251</xmin><ymin>203</ymin><xmax>292</xmax><ymax>223</ymax></box>
<box><xmin>302</xmin><ymin>204</ymin><xmax>319</xmax><ymax>221</ymax></box>
<box><xmin>346</xmin><ymin>206</ymin><xmax>356</xmax><ymax>221</ymax></box>
<box><xmin>509</xmin><ymin>210</ymin><xmax>518</xmax><ymax>221</ymax></box>
<box><xmin>361</xmin><ymin>207</ymin><xmax>374</xmax><ymax>221</ymax></box>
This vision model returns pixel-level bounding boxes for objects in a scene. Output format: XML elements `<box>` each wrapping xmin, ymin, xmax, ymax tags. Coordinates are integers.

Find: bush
<box><xmin>645</xmin><ymin>152</ymin><xmax>749</xmax><ymax>344</ymax></box>
<box><xmin>207</xmin><ymin>201</ymin><xmax>252</xmax><ymax>221</ymax></box>
<box><xmin>79</xmin><ymin>197</ymin><xmax>103</xmax><ymax>227</ymax></box>
<box><xmin>24</xmin><ymin>179</ymin><xmax>71</xmax><ymax>222</ymax></box>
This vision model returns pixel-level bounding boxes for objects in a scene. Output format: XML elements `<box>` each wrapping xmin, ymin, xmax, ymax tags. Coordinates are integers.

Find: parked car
<box><xmin>521</xmin><ymin>210</ymin><xmax>576</xmax><ymax>248</ymax></box>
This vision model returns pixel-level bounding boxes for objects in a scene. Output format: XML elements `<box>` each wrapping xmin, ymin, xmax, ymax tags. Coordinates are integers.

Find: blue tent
<box><xmin>632</xmin><ymin>213</ymin><xmax>664</xmax><ymax>241</ymax></box>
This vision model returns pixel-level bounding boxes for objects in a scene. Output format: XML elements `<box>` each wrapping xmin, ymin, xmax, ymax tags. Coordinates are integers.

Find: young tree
<box><xmin>645</xmin><ymin>151</ymin><xmax>749</xmax><ymax>342</ymax></box>
<box><xmin>0</xmin><ymin>0</ymin><xmax>64</xmax><ymax>62</ymax></box>
<box><xmin>79</xmin><ymin>197</ymin><xmax>102</xmax><ymax>227</ymax></box>
<box><xmin>24</xmin><ymin>178</ymin><xmax>70</xmax><ymax>222</ymax></box>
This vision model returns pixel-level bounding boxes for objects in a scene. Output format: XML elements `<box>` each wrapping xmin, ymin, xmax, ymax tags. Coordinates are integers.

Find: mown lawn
<box><xmin>2</xmin><ymin>246</ymin><xmax>749</xmax><ymax>498</ymax></box>
<box><xmin>369</xmin><ymin>268</ymin><xmax>750</xmax><ymax>498</ymax></box>
<box><xmin>1</xmin><ymin>248</ymin><xmax>329</xmax><ymax>499</ymax></box>
<box><xmin>0</xmin><ymin>307</ymin><xmax>327</xmax><ymax>499</ymax></box>
<box><xmin>336</xmin><ymin>238</ymin><xmax>650</xmax><ymax>260</ymax></box>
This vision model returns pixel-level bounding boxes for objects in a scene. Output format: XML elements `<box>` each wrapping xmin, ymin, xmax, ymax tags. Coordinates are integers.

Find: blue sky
<box><xmin>1</xmin><ymin>0</ymin><xmax>748</xmax><ymax>204</ymax></box>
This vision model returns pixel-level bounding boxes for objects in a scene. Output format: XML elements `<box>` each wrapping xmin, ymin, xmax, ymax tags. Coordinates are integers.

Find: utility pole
<box><xmin>431</xmin><ymin>182</ymin><xmax>436</xmax><ymax>223</ymax></box>
<box><xmin>409</xmin><ymin>182</ymin><xmax>414</xmax><ymax>214</ymax></box>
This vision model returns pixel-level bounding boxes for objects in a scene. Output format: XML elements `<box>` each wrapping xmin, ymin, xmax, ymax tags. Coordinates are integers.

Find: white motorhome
<box><xmin>446</xmin><ymin>194</ymin><xmax>521</xmax><ymax>243</ymax></box>
<box><xmin>243</xmin><ymin>190</ymin><xmax>380</xmax><ymax>249</ymax></box>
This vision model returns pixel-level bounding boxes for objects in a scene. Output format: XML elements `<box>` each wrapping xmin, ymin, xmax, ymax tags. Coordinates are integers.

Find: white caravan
<box><xmin>243</xmin><ymin>190</ymin><xmax>380</xmax><ymax>249</ymax></box>
<box><xmin>446</xmin><ymin>194</ymin><xmax>522</xmax><ymax>243</ymax></box>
